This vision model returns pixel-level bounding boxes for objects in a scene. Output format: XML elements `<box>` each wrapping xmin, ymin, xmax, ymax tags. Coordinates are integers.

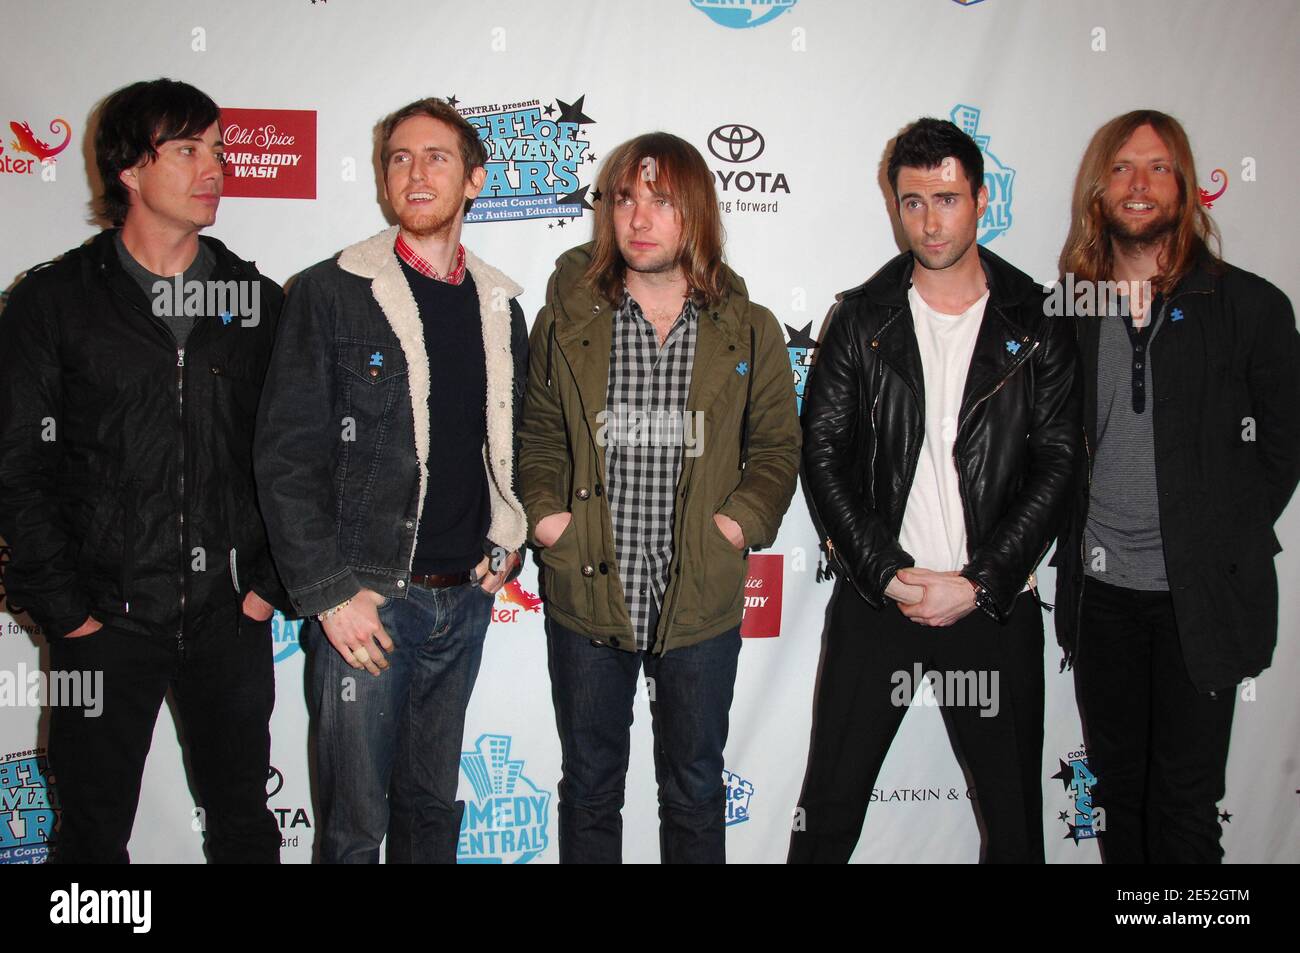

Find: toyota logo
<box><xmin>708</xmin><ymin>124</ymin><xmax>765</xmax><ymax>163</ymax></box>
<box><xmin>266</xmin><ymin>765</ymin><xmax>284</xmax><ymax>798</ymax></box>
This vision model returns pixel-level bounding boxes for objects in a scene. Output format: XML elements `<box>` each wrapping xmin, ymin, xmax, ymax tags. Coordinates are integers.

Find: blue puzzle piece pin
<box><xmin>220</xmin><ymin>311</ymin><xmax>232</xmax><ymax>326</ymax></box>
<box><xmin>736</xmin><ymin>361</ymin><xmax>749</xmax><ymax>376</ymax></box>
<box><xmin>1170</xmin><ymin>308</ymin><xmax>1184</xmax><ymax>322</ymax></box>
<box><xmin>369</xmin><ymin>351</ymin><xmax>384</xmax><ymax>367</ymax></box>
<box><xmin>1005</xmin><ymin>340</ymin><xmax>1021</xmax><ymax>355</ymax></box>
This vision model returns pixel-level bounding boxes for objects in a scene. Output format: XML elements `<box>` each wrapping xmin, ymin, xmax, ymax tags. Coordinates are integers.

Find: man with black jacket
<box><xmin>791</xmin><ymin>118</ymin><xmax>1082</xmax><ymax>863</ymax></box>
<box><xmin>255</xmin><ymin>98</ymin><xmax>528</xmax><ymax>864</ymax></box>
<box><xmin>0</xmin><ymin>79</ymin><xmax>284</xmax><ymax>862</ymax></box>
<box><xmin>1055</xmin><ymin>110</ymin><xmax>1300</xmax><ymax>863</ymax></box>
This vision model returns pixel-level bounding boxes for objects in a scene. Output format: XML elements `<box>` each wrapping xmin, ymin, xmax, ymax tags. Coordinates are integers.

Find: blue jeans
<box><xmin>307</xmin><ymin>581</ymin><xmax>492</xmax><ymax>863</ymax></box>
<box><xmin>546</xmin><ymin>616</ymin><xmax>742</xmax><ymax>864</ymax></box>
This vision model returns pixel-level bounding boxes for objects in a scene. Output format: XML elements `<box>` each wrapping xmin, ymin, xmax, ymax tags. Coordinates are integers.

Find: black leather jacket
<box><xmin>0</xmin><ymin>229</ymin><xmax>286</xmax><ymax>641</ymax></box>
<box><xmin>803</xmin><ymin>246</ymin><xmax>1083</xmax><ymax>620</ymax></box>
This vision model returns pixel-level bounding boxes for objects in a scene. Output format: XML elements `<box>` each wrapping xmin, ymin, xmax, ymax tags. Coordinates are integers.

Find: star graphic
<box><xmin>1058</xmin><ymin>811</ymin><xmax>1069</xmax><ymax>822</ymax></box>
<box><xmin>1064</xmin><ymin>823</ymin><xmax>1081</xmax><ymax>842</ymax></box>
<box><xmin>543</xmin><ymin>102</ymin><xmax>555</xmax><ymax>117</ymax></box>
<box><xmin>1050</xmin><ymin>760</ymin><xmax>1074</xmax><ymax>791</ymax></box>
<box><xmin>586</xmin><ymin>152</ymin><xmax>597</xmax><ymax>163</ymax></box>
<box><xmin>547</xmin><ymin>223</ymin><xmax>553</xmax><ymax>230</ymax></box>
<box><xmin>592</xmin><ymin>188</ymin><xmax>603</xmax><ymax>202</ymax></box>
<box><xmin>556</xmin><ymin>95</ymin><xmax>595</xmax><ymax>126</ymax></box>
<box><xmin>556</xmin><ymin>219</ymin><xmax>566</xmax><ymax>228</ymax></box>
<box><xmin>446</xmin><ymin>94</ymin><xmax>460</xmax><ymax>108</ymax></box>
<box><xmin>557</xmin><ymin>185</ymin><xmax>595</xmax><ymax>211</ymax></box>
<box><xmin>1219</xmin><ymin>810</ymin><xmax>1233</xmax><ymax>824</ymax></box>
<box><xmin>784</xmin><ymin>321</ymin><xmax>819</xmax><ymax>350</ymax></box>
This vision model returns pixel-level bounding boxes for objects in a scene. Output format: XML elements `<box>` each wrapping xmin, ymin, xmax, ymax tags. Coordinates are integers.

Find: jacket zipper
<box><xmin>951</xmin><ymin>337</ymin><xmax>1042</xmax><ymax>608</ymax></box>
<box><xmin>176</xmin><ymin>346</ymin><xmax>187</xmax><ymax>659</ymax></box>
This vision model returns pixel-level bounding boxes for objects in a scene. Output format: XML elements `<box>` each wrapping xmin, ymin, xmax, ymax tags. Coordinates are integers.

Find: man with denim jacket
<box><xmin>255</xmin><ymin>97</ymin><xmax>528</xmax><ymax>864</ymax></box>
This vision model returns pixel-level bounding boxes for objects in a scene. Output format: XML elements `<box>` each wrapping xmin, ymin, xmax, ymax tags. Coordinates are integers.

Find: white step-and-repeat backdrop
<box><xmin>2</xmin><ymin>0</ymin><xmax>1296</xmax><ymax>863</ymax></box>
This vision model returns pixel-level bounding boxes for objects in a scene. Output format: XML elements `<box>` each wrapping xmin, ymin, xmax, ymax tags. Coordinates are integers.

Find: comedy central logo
<box><xmin>692</xmin><ymin>0</ymin><xmax>797</xmax><ymax>29</ymax></box>
<box><xmin>708</xmin><ymin>123</ymin><xmax>789</xmax><ymax>215</ymax></box>
<box><xmin>949</xmin><ymin>104</ymin><xmax>1014</xmax><ymax>245</ymax></box>
<box><xmin>271</xmin><ymin>609</ymin><xmax>302</xmax><ymax>663</ymax></box>
<box><xmin>1</xmin><ymin>118</ymin><xmax>71</xmax><ymax>176</ymax></box>
<box><xmin>458</xmin><ymin>734</ymin><xmax>551</xmax><ymax>864</ymax></box>
<box><xmin>1051</xmin><ymin>746</ymin><xmax>1099</xmax><ymax>843</ymax></box>
<box><xmin>460</xmin><ymin>95</ymin><xmax>595</xmax><ymax>226</ymax></box>
<box><xmin>0</xmin><ymin>751</ymin><xmax>58</xmax><ymax>864</ymax></box>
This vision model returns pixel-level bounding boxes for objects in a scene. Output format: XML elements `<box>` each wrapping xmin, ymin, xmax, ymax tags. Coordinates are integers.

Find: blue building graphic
<box><xmin>458</xmin><ymin>734</ymin><xmax>551</xmax><ymax>863</ymax></box>
<box><xmin>950</xmin><ymin>104</ymin><xmax>1015</xmax><ymax>245</ymax></box>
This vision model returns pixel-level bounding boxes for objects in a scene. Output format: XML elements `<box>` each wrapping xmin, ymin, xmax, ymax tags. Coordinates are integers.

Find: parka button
<box><xmin>396</xmin><ymin>579</ymin><xmax>406</xmax><ymax>588</ymax></box>
<box><xmin>405</xmin><ymin>520</ymin><xmax>414</xmax><ymax>529</ymax></box>
<box><xmin>594</xmin><ymin>483</ymin><xmax>603</xmax><ymax>496</ymax></box>
<box><xmin>591</xmin><ymin>305</ymin><xmax>600</xmax><ymax>314</ymax></box>
<box><xmin>581</xmin><ymin>564</ymin><xmax>595</xmax><ymax>577</ymax></box>
<box><xmin>599</xmin><ymin>562</ymin><xmax>608</xmax><ymax>574</ymax></box>
<box><xmin>576</xmin><ymin>487</ymin><xmax>590</xmax><ymax>500</ymax></box>
<box><xmin>870</xmin><ymin>340</ymin><xmax>879</xmax><ymax>348</ymax></box>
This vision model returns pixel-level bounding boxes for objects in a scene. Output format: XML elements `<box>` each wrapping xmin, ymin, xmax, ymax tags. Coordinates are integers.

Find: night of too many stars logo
<box><xmin>457</xmin><ymin>734</ymin><xmax>551</xmax><ymax>863</ymax></box>
<box><xmin>456</xmin><ymin>94</ymin><xmax>596</xmax><ymax>228</ymax></box>
<box><xmin>949</xmin><ymin>104</ymin><xmax>1014</xmax><ymax>245</ymax></box>
<box><xmin>785</xmin><ymin>321</ymin><xmax>818</xmax><ymax>414</ymax></box>
<box><xmin>1052</xmin><ymin>746</ymin><xmax>1099</xmax><ymax>843</ymax></box>
<box><xmin>0</xmin><ymin>750</ymin><xmax>58</xmax><ymax>863</ymax></box>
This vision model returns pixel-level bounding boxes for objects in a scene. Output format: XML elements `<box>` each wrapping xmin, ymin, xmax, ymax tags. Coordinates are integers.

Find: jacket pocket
<box><xmin>691</xmin><ymin>514</ymin><xmax>747</xmax><ymax>624</ymax></box>
<box><xmin>338</xmin><ymin>342</ymin><xmax>407</xmax><ymax>386</ymax></box>
<box><xmin>539</xmin><ymin>517</ymin><xmax>585</xmax><ymax>617</ymax></box>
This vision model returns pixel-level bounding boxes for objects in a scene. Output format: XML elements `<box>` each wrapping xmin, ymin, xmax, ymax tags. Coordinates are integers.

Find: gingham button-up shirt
<box><xmin>604</xmin><ymin>290</ymin><xmax>699</xmax><ymax>650</ymax></box>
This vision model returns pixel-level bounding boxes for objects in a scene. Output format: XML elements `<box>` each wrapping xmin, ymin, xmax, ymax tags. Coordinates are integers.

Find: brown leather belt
<box><xmin>408</xmin><ymin>569</ymin><xmax>473</xmax><ymax>590</ymax></box>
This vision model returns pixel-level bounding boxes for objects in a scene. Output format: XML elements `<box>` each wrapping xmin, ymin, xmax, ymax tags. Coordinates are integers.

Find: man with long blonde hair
<box><xmin>1055</xmin><ymin>110</ymin><xmax>1299</xmax><ymax>863</ymax></box>
<box><xmin>519</xmin><ymin>132</ymin><xmax>800</xmax><ymax>863</ymax></box>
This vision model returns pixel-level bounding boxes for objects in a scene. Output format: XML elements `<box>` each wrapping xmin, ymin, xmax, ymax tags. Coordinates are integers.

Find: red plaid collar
<box><xmin>394</xmin><ymin>233</ymin><xmax>467</xmax><ymax>285</ymax></box>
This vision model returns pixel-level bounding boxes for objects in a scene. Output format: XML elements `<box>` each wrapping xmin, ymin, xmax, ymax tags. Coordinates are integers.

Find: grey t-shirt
<box><xmin>114</xmin><ymin>232</ymin><xmax>214</xmax><ymax>348</ymax></box>
<box><xmin>1084</xmin><ymin>305</ymin><xmax>1169</xmax><ymax>590</ymax></box>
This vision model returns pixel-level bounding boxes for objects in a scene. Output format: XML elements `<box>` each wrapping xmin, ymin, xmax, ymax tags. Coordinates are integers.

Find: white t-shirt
<box><xmin>897</xmin><ymin>285</ymin><xmax>989</xmax><ymax>573</ymax></box>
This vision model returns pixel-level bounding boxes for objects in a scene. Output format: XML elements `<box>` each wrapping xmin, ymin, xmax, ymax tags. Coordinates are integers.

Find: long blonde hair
<box><xmin>586</xmin><ymin>132</ymin><xmax>727</xmax><ymax>308</ymax></box>
<box><xmin>1059</xmin><ymin>110</ymin><xmax>1220</xmax><ymax>291</ymax></box>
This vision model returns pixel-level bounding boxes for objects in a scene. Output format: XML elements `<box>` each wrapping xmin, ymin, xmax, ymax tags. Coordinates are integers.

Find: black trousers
<box><xmin>789</xmin><ymin>585</ymin><xmax>1045</xmax><ymax>863</ymax></box>
<box><xmin>45</xmin><ymin>615</ymin><xmax>279</xmax><ymax>863</ymax></box>
<box><xmin>1074</xmin><ymin>577</ymin><xmax>1235</xmax><ymax>864</ymax></box>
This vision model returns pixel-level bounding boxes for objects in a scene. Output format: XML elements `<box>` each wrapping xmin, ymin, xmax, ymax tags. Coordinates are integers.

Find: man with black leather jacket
<box><xmin>0</xmin><ymin>79</ymin><xmax>284</xmax><ymax>862</ymax></box>
<box><xmin>790</xmin><ymin>119</ymin><xmax>1083</xmax><ymax>863</ymax></box>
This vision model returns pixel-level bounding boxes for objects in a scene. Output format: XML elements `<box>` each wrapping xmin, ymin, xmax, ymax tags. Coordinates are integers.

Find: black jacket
<box><xmin>1054</xmin><ymin>254</ymin><xmax>1300</xmax><ymax>691</ymax></box>
<box><xmin>0</xmin><ymin>229</ymin><xmax>285</xmax><ymax>641</ymax></box>
<box><xmin>804</xmin><ymin>245</ymin><xmax>1083</xmax><ymax>620</ymax></box>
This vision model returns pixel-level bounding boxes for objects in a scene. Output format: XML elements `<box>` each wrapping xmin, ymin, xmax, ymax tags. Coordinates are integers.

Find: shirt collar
<box><xmin>394</xmin><ymin>233</ymin><xmax>467</xmax><ymax>285</ymax></box>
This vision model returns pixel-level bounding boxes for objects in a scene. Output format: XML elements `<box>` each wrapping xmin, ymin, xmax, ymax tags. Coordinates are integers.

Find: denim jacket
<box><xmin>255</xmin><ymin>227</ymin><xmax>528</xmax><ymax>617</ymax></box>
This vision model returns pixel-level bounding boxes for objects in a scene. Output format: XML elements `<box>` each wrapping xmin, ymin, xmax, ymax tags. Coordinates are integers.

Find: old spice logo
<box><xmin>219</xmin><ymin>107</ymin><xmax>316</xmax><ymax>200</ymax></box>
<box><xmin>224</xmin><ymin>122</ymin><xmax>298</xmax><ymax>149</ymax></box>
<box><xmin>740</xmin><ymin>553</ymin><xmax>783</xmax><ymax>638</ymax></box>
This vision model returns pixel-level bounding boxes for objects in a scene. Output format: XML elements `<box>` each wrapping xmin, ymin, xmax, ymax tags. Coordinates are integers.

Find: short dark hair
<box><xmin>94</xmin><ymin>78</ymin><xmax>222</xmax><ymax>226</ymax></box>
<box><xmin>378</xmin><ymin>97</ymin><xmax>487</xmax><ymax>174</ymax></box>
<box><xmin>886</xmin><ymin>118</ymin><xmax>984</xmax><ymax>202</ymax></box>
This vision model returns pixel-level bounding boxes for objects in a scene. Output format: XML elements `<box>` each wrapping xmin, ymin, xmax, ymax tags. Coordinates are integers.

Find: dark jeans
<box><xmin>1074</xmin><ymin>577</ymin><xmax>1236</xmax><ymax>864</ymax></box>
<box><xmin>46</xmin><ymin>614</ymin><xmax>279</xmax><ymax>864</ymax></box>
<box><xmin>307</xmin><ymin>580</ymin><xmax>491</xmax><ymax>864</ymax></box>
<box><xmin>546</xmin><ymin>615</ymin><xmax>742</xmax><ymax>864</ymax></box>
<box><xmin>790</xmin><ymin>586</ymin><xmax>1045</xmax><ymax>863</ymax></box>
